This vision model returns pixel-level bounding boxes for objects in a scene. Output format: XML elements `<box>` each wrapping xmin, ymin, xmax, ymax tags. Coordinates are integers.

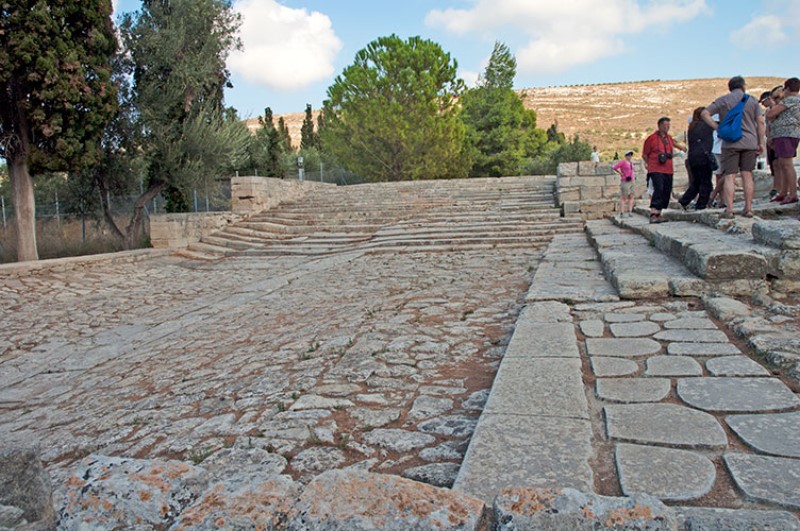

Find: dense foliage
<box><xmin>461</xmin><ymin>43</ymin><xmax>547</xmax><ymax>177</ymax></box>
<box><xmin>322</xmin><ymin>35</ymin><xmax>470</xmax><ymax>182</ymax></box>
<box><xmin>112</xmin><ymin>0</ymin><xmax>249</xmax><ymax>247</ymax></box>
<box><xmin>0</xmin><ymin>0</ymin><xmax>118</xmax><ymax>260</ymax></box>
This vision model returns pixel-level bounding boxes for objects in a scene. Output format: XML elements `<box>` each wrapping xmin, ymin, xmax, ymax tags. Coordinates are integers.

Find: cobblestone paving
<box><xmin>576</xmin><ymin>300</ymin><xmax>800</xmax><ymax>511</ymax></box>
<box><xmin>0</xmin><ymin>247</ymin><xmax>539</xmax><ymax>485</ymax></box>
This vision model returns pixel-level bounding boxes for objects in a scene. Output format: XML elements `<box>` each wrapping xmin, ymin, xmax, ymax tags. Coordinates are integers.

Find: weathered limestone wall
<box><xmin>149</xmin><ymin>211</ymin><xmax>240</xmax><ymax>249</ymax></box>
<box><xmin>231</xmin><ymin>176</ymin><xmax>334</xmax><ymax>216</ymax></box>
<box><xmin>557</xmin><ymin>159</ymin><xmax>689</xmax><ymax>220</ymax></box>
<box><xmin>149</xmin><ymin>176</ymin><xmax>335</xmax><ymax>249</ymax></box>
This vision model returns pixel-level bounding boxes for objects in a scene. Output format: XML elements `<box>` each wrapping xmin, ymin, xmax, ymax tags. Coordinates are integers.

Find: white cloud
<box><xmin>729</xmin><ymin>1</ymin><xmax>800</xmax><ymax>50</ymax></box>
<box><xmin>228</xmin><ymin>0</ymin><xmax>343</xmax><ymax>91</ymax></box>
<box><xmin>426</xmin><ymin>0</ymin><xmax>708</xmax><ymax>74</ymax></box>
<box><xmin>731</xmin><ymin>15</ymin><xmax>788</xmax><ymax>48</ymax></box>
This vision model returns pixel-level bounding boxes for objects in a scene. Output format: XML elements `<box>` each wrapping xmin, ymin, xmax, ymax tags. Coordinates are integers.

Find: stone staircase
<box><xmin>586</xmin><ymin>203</ymin><xmax>800</xmax><ymax>299</ymax></box>
<box><xmin>176</xmin><ymin>176</ymin><xmax>585</xmax><ymax>260</ymax></box>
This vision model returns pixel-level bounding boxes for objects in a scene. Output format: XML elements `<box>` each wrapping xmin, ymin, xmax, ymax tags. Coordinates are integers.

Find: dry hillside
<box><xmin>253</xmin><ymin>77</ymin><xmax>785</xmax><ymax>161</ymax></box>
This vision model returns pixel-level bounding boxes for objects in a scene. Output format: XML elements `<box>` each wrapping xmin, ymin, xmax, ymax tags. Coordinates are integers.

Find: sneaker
<box><xmin>771</xmin><ymin>195</ymin><xmax>786</xmax><ymax>203</ymax></box>
<box><xmin>780</xmin><ymin>196</ymin><xmax>798</xmax><ymax>205</ymax></box>
<box><xmin>769</xmin><ymin>189</ymin><xmax>778</xmax><ymax>199</ymax></box>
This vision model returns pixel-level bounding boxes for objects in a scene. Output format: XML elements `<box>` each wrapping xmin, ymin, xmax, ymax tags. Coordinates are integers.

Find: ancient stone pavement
<box><xmin>1</xmin><ymin>177</ymin><xmax>799</xmax><ymax>529</ymax></box>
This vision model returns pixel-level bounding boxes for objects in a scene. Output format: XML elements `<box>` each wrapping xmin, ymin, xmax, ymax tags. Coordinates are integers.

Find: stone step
<box><xmin>249</xmin><ymin>204</ymin><xmax>559</xmax><ymax>221</ymax></box>
<box><xmin>617</xmin><ymin>214</ymin><xmax>781</xmax><ymax>280</ymax></box>
<box><xmin>585</xmin><ymin>217</ymin><xmax>768</xmax><ymax>299</ymax></box>
<box><xmin>249</xmin><ymin>211</ymin><xmax>563</xmax><ymax>227</ymax></box>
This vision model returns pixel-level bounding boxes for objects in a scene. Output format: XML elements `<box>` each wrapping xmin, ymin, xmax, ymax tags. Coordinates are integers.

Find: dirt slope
<box><xmin>253</xmin><ymin>77</ymin><xmax>785</xmax><ymax>161</ymax></box>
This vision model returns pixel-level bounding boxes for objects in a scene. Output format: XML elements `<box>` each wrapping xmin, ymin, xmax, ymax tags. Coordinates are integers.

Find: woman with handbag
<box><xmin>678</xmin><ymin>107</ymin><xmax>715</xmax><ymax>210</ymax></box>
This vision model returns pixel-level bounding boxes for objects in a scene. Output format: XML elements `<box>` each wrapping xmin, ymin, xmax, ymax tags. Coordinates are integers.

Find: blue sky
<box><xmin>113</xmin><ymin>0</ymin><xmax>799</xmax><ymax>118</ymax></box>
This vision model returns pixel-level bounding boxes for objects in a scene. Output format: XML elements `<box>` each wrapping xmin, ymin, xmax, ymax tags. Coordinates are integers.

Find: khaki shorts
<box><xmin>720</xmin><ymin>148</ymin><xmax>757</xmax><ymax>175</ymax></box>
<box><xmin>620</xmin><ymin>180</ymin><xmax>635</xmax><ymax>196</ymax></box>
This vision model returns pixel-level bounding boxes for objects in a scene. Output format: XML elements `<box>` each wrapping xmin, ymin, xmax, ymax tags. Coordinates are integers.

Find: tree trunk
<box><xmin>8</xmin><ymin>156</ymin><xmax>38</xmax><ymax>262</ymax></box>
<box><xmin>124</xmin><ymin>181</ymin><xmax>166</xmax><ymax>250</ymax></box>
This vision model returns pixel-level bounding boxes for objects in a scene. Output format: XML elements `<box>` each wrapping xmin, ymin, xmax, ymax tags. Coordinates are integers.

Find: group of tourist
<box><xmin>609</xmin><ymin>76</ymin><xmax>800</xmax><ymax>223</ymax></box>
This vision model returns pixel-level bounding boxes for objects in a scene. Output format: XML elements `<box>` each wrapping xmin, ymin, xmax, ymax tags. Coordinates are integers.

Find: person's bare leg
<box><xmin>723</xmin><ymin>173</ymin><xmax>736</xmax><ymax>214</ymax></box>
<box><xmin>780</xmin><ymin>158</ymin><xmax>798</xmax><ymax>199</ymax></box>
<box><xmin>774</xmin><ymin>160</ymin><xmax>787</xmax><ymax>198</ymax></box>
<box><xmin>741</xmin><ymin>171</ymin><xmax>754</xmax><ymax>213</ymax></box>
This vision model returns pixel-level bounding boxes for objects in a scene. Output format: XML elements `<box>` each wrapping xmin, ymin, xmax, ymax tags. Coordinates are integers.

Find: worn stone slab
<box><xmin>677</xmin><ymin>377</ymin><xmax>800</xmax><ymax>412</ymax></box>
<box><xmin>726</xmin><ymin>412</ymin><xmax>800</xmax><ymax>458</ymax></box>
<box><xmin>706</xmin><ymin>356</ymin><xmax>769</xmax><ymax>377</ymax></box>
<box><xmin>585</xmin><ymin>338</ymin><xmax>661</xmax><ymax>357</ymax></box>
<box><xmin>604</xmin><ymin>313</ymin><xmax>646</xmax><ymax>323</ymax></box>
<box><xmin>290</xmin><ymin>469</ymin><xmax>487</xmax><ymax>530</ymax></box>
<box><xmin>58</xmin><ymin>455</ymin><xmax>208</xmax><ymax>530</ymax></box>
<box><xmin>0</xmin><ymin>446</ymin><xmax>55</xmax><ymax>530</ymax></box>
<box><xmin>663</xmin><ymin>317</ymin><xmax>717</xmax><ymax>329</ymax></box>
<box><xmin>674</xmin><ymin>506</ymin><xmax>800</xmax><ymax>531</ymax></box>
<box><xmin>504</xmin><ymin>321</ymin><xmax>579</xmax><ymax>358</ymax></box>
<box><xmin>654</xmin><ymin>329</ymin><xmax>729</xmax><ymax>343</ymax></box>
<box><xmin>290</xmin><ymin>394</ymin><xmax>353</xmax><ymax>411</ymax></box>
<box><xmin>578</xmin><ymin>319</ymin><xmax>604</xmax><ymax>337</ymax></box>
<box><xmin>361</xmin><ymin>429</ymin><xmax>435</xmax><ymax>452</ymax></box>
<box><xmin>454</xmin><ymin>414</ymin><xmax>593</xmax><ymax>503</ymax></box>
<box><xmin>596</xmin><ymin>378</ymin><xmax>671</xmax><ymax>403</ymax></box>
<box><xmin>519</xmin><ymin>301</ymin><xmax>572</xmax><ymax>323</ymax></box>
<box><xmin>591</xmin><ymin>357</ymin><xmax>638</xmax><ymax>377</ymax></box>
<box><xmin>616</xmin><ymin>443</ymin><xmax>716</xmax><ymax>501</ymax></box>
<box><xmin>493</xmin><ymin>487</ymin><xmax>676</xmax><ymax>531</ymax></box>
<box><xmin>417</xmin><ymin>415</ymin><xmax>478</xmax><ymax>437</ymax></box>
<box><xmin>650</xmin><ymin>312</ymin><xmax>676</xmax><ymax>322</ymax></box>
<box><xmin>408</xmin><ymin>396</ymin><xmax>453</xmax><ymax>420</ymax></box>
<box><xmin>646</xmin><ymin>355</ymin><xmax>703</xmax><ymax>376</ymax></box>
<box><xmin>702</xmin><ymin>295</ymin><xmax>752</xmax><ymax>322</ymax></box>
<box><xmin>752</xmin><ymin>219</ymin><xmax>800</xmax><ymax>250</ymax></box>
<box><xmin>667</xmin><ymin>341</ymin><xmax>741</xmax><ymax>356</ymax></box>
<box><xmin>400</xmin><ymin>463</ymin><xmax>460</xmax><ymax>488</ymax></box>
<box><xmin>484</xmin><ymin>358</ymin><xmax>589</xmax><ymax>419</ymax></box>
<box><xmin>724</xmin><ymin>453</ymin><xmax>800</xmax><ymax>510</ymax></box>
<box><xmin>609</xmin><ymin>321</ymin><xmax>661</xmax><ymax>338</ymax></box>
<box><xmin>171</xmin><ymin>475</ymin><xmax>300</xmax><ymax>530</ymax></box>
<box><xmin>605</xmin><ymin>403</ymin><xmax>727</xmax><ymax>448</ymax></box>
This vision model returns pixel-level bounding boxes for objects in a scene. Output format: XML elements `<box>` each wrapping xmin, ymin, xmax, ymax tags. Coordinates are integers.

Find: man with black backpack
<box><xmin>701</xmin><ymin>76</ymin><xmax>766</xmax><ymax>218</ymax></box>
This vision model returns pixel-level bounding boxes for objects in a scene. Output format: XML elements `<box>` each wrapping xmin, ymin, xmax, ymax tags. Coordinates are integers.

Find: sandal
<box><xmin>720</xmin><ymin>211</ymin><xmax>734</xmax><ymax>219</ymax></box>
<box><xmin>743</xmin><ymin>210</ymin><xmax>754</xmax><ymax>218</ymax></box>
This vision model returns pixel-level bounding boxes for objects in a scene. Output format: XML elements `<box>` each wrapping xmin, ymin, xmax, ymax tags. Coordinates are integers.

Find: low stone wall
<box><xmin>231</xmin><ymin>176</ymin><xmax>334</xmax><ymax>216</ymax></box>
<box><xmin>557</xmin><ymin>159</ymin><xmax>688</xmax><ymax>220</ymax></box>
<box><xmin>149</xmin><ymin>211</ymin><xmax>240</xmax><ymax>249</ymax></box>
<box><xmin>149</xmin><ymin>176</ymin><xmax>336</xmax><ymax>249</ymax></box>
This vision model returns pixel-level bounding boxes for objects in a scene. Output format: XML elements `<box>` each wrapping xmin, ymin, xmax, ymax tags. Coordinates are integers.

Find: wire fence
<box><xmin>0</xmin><ymin>179</ymin><xmax>233</xmax><ymax>230</ymax></box>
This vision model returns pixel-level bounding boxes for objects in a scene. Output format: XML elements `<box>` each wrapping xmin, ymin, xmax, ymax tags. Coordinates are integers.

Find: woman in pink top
<box><xmin>613</xmin><ymin>151</ymin><xmax>636</xmax><ymax>217</ymax></box>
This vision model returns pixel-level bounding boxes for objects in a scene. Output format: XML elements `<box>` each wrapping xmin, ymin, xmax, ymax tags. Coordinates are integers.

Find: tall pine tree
<box><xmin>300</xmin><ymin>104</ymin><xmax>319</xmax><ymax>150</ymax></box>
<box><xmin>0</xmin><ymin>1</ymin><xmax>118</xmax><ymax>261</ymax></box>
<box><xmin>460</xmin><ymin>41</ymin><xmax>546</xmax><ymax>177</ymax></box>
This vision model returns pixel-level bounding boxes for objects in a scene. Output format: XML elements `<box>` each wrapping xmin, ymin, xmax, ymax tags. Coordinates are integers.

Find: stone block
<box><xmin>579</xmin><ymin>186</ymin><xmax>605</xmax><ymax>201</ymax></box>
<box><xmin>557</xmin><ymin>162</ymin><xmax>578</xmax><ymax>176</ymax></box>
<box><xmin>556</xmin><ymin>176</ymin><xmax>574</xmax><ymax>191</ymax></box>
<box><xmin>557</xmin><ymin>189</ymin><xmax>581</xmax><ymax>203</ymax></box>
<box><xmin>596</xmin><ymin>163</ymin><xmax>615</xmax><ymax>175</ymax></box>
<box><xmin>778</xmin><ymin>250</ymin><xmax>800</xmax><ymax>278</ymax></box>
<box><xmin>0</xmin><ymin>446</ymin><xmax>55</xmax><ymax>530</ymax></box>
<box><xmin>577</xmin><ymin>161</ymin><xmax>597</xmax><ymax>175</ymax></box>
<box><xmin>684</xmin><ymin>245</ymin><xmax>767</xmax><ymax>280</ymax></box>
<box><xmin>454</xmin><ymin>414</ymin><xmax>594</xmax><ymax>503</ymax></box>
<box><xmin>493</xmin><ymin>487</ymin><xmax>676</xmax><ymax>531</ymax></box>
<box><xmin>561</xmin><ymin>201</ymin><xmax>581</xmax><ymax>215</ymax></box>
<box><xmin>292</xmin><ymin>469</ymin><xmax>487</xmax><ymax>530</ymax></box>
<box><xmin>753</xmin><ymin>220</ymin><xmax>800</xmax><ymax>250</ymax></box>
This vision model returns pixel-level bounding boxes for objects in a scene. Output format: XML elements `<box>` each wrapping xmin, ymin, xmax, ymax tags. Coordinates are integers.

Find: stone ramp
<box><xmin>455</xmin><ymin>232</ymin><xmax>614</xmax><ymax>502</ymax></box>
<box><xmin>453</xmin><ymin>300</ymin><xmax>595</xmax><ymax>503</ymax></box>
